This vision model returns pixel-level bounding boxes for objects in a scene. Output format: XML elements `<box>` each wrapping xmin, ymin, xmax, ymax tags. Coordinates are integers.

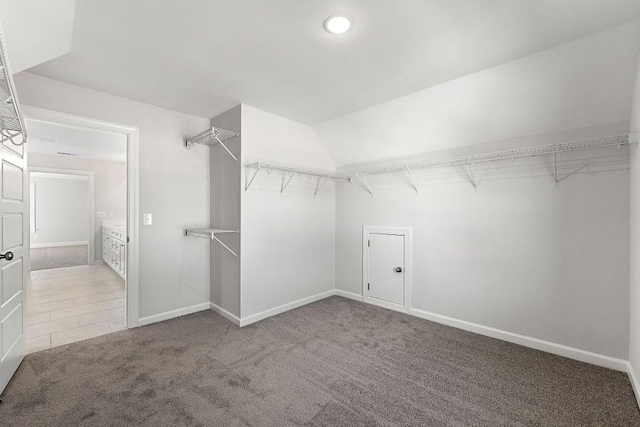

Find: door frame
<box><xmin>28</xmin><ymin>168</ymin><xmax>95</xmax><ymax>266</ymax></box>
<box><xmin>22</xmin><ymin>106</ymin><xmax>140</xmax><ymax>328</ymax></box>
<box><xmin>362</xmin><ymin>226</ymin><xmax>412</xmax><ymax>313</ymax></box>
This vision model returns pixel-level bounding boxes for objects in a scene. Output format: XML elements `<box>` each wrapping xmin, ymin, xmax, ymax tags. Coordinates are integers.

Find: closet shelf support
<box><xmin>184</xmin><ymin>127</ymin><xmax>240</xmax><ymax>161</ymax></box>
<box><xmin>184</xmin><ymin>228</ymin><xmax>239</xmax><ymax>257</ymax></box>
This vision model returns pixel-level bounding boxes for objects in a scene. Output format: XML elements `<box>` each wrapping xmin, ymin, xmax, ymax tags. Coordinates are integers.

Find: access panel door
<box><xmin>368</xmin><ymin>233</ymin><xmax>405</xmax><ymax>306</ymax></box>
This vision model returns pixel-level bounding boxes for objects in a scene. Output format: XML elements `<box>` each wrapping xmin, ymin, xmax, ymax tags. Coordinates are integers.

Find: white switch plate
<box><xmin>109</xmin><ymin>211</ymin><xmax>115</xmax><ymax>218</ymax></box>
<box><xmin>143</xmin><ymin>213</ymin><xmax>152</xmax><ymax>225</ymax></box>
<box><xmin>97</xmin><ymin>212</ymin><xmax>107</xmax><ymax>218</ymax></box>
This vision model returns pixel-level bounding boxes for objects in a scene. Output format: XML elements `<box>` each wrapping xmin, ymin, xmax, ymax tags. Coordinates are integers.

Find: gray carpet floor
<box><xmin>1</xmin><ymin>296</ymin><xmax>638</xmax><ymax>426</ymax></box>
<box><xmin>30</xmin><ymin>245</ymin><xmax>89</xmax><ymax>271</ymax></box>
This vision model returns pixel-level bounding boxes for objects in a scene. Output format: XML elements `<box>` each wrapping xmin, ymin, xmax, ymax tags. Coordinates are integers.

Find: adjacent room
<box><xmin>1</xmin><ymin>1</ymin><xmax>640</xmax><ymax>425</ymax></box>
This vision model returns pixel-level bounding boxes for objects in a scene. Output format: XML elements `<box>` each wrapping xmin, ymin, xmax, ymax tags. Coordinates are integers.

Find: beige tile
<box><xmin>29</xmin><ymin>286</ymin><xmax>75</xmax><ymax>298</ymax></box>
<box><xmin>74</xmin><ymin>292</ymin><xmax>118</xmax><ymax>306</ymax></box>
<box><xmin>109</xmin><ymin>317</ymin><xmax>126</xmax><ymax>332</ymax></box>
<box><xmin>92</xmin><ymin>284</ymin><xmax>125</xmax><ymax>295</ymax></box>
<box><xmin>27</xmin><ymin>335</ymin><xmax>51</xmax><ymax>354</ymax></box>
<box><xmin>50</xmin><ymin>288</ymin><xmax>97</xmax><ymax>302</ymax></box>
<box><xmin>31</xmin><ymin>270</ymin><xmax>52</xmax><ymax>280</ymax></box>
<box><xmin>50</xmin><ymin>301</ymin><xmax>106</xmax><ymax>321</ymax></box>
<box><xmin>29</xmin><ymin>280</ymin><xmax>51</xmax><ymax>291</ymax></box>
<box><xmin>98</xmin><ymin>298</ymin><xmax>125</xmax><ymax>310</ymax></box>
<box><xmin>113</xmin><ymin>290</ymin><xmax>125</xmax><ymax>298</ymax></box>
<box><xmin>27</xmin><ymin>299</ymin><xmax>75</xmax><ymax>315</ymax></box>
<box><xmin>29</xmin><ymin>295</ymin><xmax>52</xmax><ymax>305</ymax></box>
<box><xmin>27</xmin><ymin>312</ymin><xmax>51</xmax><ymax>326</ymax></box>
<box><xmin>51</xmin><ymin>274</ymin><xmax>91</xmax><ymax>287</ymax></box>
<box><xmin>78</xmin><ymin>307</ymin><xmax>125</xmax><ymax>326</ymax></box>
<box><xmin>102</xmin><ymin>279</ymin><xmax>126</xmax><ymax>287</ymax></box>
<box><xmin>49</xmin><ymin>266</ymin><xmax>91</xmax><ymax>278</ymax></box>
<box><xmin>51</xmin><ymin>322</ymin><xmax>111</xmax><ymax>347</ymax></box>
<box><xmin>27</xmin><ymin>317</ymin><xmax>80</xmax><ymax>338</ymax></box>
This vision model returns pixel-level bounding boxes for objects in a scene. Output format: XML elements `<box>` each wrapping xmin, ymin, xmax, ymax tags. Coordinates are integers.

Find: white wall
<box><xmin>629</xmin><ymin>53</ymin><xmax>640</xmax><ymax>399</ymax></box>
<box><xmin>240</xmin><ymin>104</ymin><xmax>336</xmax><ymax>319</ymax></box>
<box><xmin>210</xmin><ymin>106</ymin><xmax>241</xmax><ymax>318</ymax></box>
<box><xmin>335</xmin><ymin>122</ymin><xmax>631</xmax><ymax>360</ymax></box>
<box><xmin>30</xmin><ymin>173</ymin><xmax>88</xmax><ymax>245</ymax></box>
<box><xmin>15</xmin><ymin>72</ymin><xmax>211</xmax><ymax>321</ymax></box>
<box><xmin>315</xmin><ymin>20</ymin><xmax>640</xmax><ymax>166</ymax></box>
<box><xmin>28</xmin><ymin>153</ymin><xmax>126</xmax><ymax>261</ymax></box>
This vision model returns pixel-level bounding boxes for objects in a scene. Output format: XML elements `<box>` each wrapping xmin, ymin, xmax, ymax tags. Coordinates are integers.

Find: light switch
<box><xmin>143</xmin><ymin>213</ymin><xmax>152</xmax><ymax>225</ymax></box>
<box><xmin>97</xmin><ymin>212</ymin><xmax>107</xmax><ymax>218</ymax></box>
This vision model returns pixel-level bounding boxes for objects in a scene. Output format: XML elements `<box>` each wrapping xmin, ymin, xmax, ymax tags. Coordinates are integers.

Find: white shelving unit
<box><xmin>184</xmin><ymin>228</ymin><xmax>239</xmax><ymax>257</ymax></box>
<box><xmin>355</xmin><ymin>134</ymin><xmax>632</xmax><ymax>195</ymax></box>
<box><xmin>184</xmin><ymin>127</ymin><xmax>240</xmax><ymax>160</ymax></box>
<box><xmin>0</xmin><ymin>25</ymin><xmax>26</xmax><ymax>146</ymax></box>
<box><xmin>244</xmin><ymin>162</ymin><xmax>352</xmax><ymax>195</ymax></box>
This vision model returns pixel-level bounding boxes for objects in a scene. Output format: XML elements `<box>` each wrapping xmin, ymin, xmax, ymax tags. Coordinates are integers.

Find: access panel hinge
<box><xmin>127</xmin><ymin>237</ymin><xmax>130</xmax><ymax>243</ymax></box>
<box><xmin>368</xmin><ymin>283</ymin><xmax>370</xmax><ymax>290</ymax></box>
<box><xmin>368</xmin><ymin>240</ymin><xmax>370</xmax><ymax>247</ymax></box>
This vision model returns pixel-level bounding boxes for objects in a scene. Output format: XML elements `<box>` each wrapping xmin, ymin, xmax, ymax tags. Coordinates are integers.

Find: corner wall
<box><xmin>629</xmin><ymin>52</ymin><xmax>640</xmax><ymax>403</ymax></box>
<box><xmin>210</xmin><ymin>106</ymin><xmax>242</xmax><ymax>319</ymax></box>
<box><xmin>336</xmin><ymin>123</ymin><xmax>631</xmax><ymax>363</ymax></box>
<box><xmin>240</xmin><ymin>104</ymin><xmax>336</xmax><ymax>322</ymax></box>
<box><xmin>15</xmin><ymin>72</ymin><xmax>211</xmax><ymax>322</ymax></box>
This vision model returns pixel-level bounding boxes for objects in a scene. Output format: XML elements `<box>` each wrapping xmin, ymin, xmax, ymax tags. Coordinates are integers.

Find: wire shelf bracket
<box><xmin>184</xmin><ymin>228</ymin><xmax>239</xmax><ymax>257</ymax></box>
<box><xmin>358</xmin><ymin>134</ymin><xmax>633</xmax><ymax>193</ymax></box>
<box><xmin>184</xmin><ymin>127</ymin><xmax>240</xmax><ymax>161</ymax></box>
<box><xmin>244</xmin><ymin>162</ymin><xmax>352</xmax><ymax>195</ymax></box>
<box><xmin>0</xmin><ymin>25</ymin><xmax>27</xmax><ymax>146</ymax></box>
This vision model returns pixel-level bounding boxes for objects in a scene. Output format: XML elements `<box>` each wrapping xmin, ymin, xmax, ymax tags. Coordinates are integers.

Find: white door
<box><xmin>0</xmin><ymin>134</ymin><xmax>27</xmax><ymax>395</ymax></box>
<box><xmin>367</xmin><ymin>233</ymin><xmax>405</xmax><ymax>306</ymax></box>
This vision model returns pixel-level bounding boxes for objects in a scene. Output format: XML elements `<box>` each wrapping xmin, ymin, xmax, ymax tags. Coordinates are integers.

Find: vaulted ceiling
<box><xmin>21</xmin><ymin>0</ymin><xmax>640</xmax><ymax>125</ymax></box>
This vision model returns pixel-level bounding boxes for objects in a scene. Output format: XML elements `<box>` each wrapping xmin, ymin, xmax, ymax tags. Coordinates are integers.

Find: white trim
<box><xmin>138</xmin><ymin>302</ymin><xmax>210</xmax><ymax>327</ymax></box>
<box><xmin>94</xmin><ymin>259</ymin><xmax>106</xmax><ymax>265</ymax></box>
<box><xmin>628</xmin><ymin>362</ymin><xmax>640</xmax><ymax>409</ymax></box>
<box><xmin>239</xmin><ymin>290</ymin><xmax>335</xmax><ymax>327</ymax></box>
<box><xmin>23</xmin><ymin>106</ymin><xmax>140</xmax><ymax>329</ymax></box>
<box><xmin>28</xmin><ymin>166</ymin><xmax>95</xmax><ymax>266</ymax></box>
<box><xmin>335</xmin><ymin>289</ymin><xmax>363</xmax><ymax>302</ymax></box>
<box><xmin>362</xmin><ymin>226</ymin><xmax>412</xmax><ymax>313</ymax></box>
<box><xmin>209</xmin><ymin>302</ymin><xmax>241</xmax><ymax>326</ymax></box>
<box><xmin>30</xmin><ymin>241</ymin><xmax>89</xmax><ymax>249</ymax></box>
<box><xmin>410</xmin><ymin>307</ymin><xmax>628</xmax><ymax>372</ymax></box>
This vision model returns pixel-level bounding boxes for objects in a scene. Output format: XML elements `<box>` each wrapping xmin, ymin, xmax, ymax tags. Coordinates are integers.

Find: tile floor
<box><xmin>26</xmin><ymin>264</ymin><xmax>126</xmax><ymax>354</ymax></box>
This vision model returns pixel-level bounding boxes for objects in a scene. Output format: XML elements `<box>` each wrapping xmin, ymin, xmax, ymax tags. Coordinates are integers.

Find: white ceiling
<box><xmin>0</xmin><ymin>0</ymin><xmax>75</xmax><ymax>73</ymax></box>
<box><xmin>24</xmin><ymin>0</ymin><xmax>640</xmax><ymax>125</ymax></box>
<box><xmin>26</xmin><ymin>119</ymin><xmax>127</xmax><ymax>162</ymax></box>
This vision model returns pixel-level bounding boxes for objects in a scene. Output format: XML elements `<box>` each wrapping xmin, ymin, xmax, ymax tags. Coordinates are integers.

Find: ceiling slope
<box><xmin>25</xmin><ymin>0</ymin><xmax>640</xmax><ymax>125</ymax></box>
<box><xmin>314</xmin><ymin>21</ymin><xmax>640</xmax><ymax>166</ymax></box>
<box><xmin>0</xmin><ymin>0</ymin><xmax>76</xmax><ymax>73</ymax></box>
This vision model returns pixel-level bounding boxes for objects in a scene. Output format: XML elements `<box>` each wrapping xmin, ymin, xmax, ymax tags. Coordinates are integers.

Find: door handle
<box><xmin>395</xmin><ymin>267</ymin><xmax>403</xmax><ymax>273</ymax></box>
<box><xmin>0</xmin><ymin>251</ymin><xmax>14</xmax><ymax>261</ymax></box>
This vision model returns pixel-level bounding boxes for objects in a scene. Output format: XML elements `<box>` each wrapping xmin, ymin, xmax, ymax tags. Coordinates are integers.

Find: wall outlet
<box><xmin>143</xmin><ymin>213</ymin><xmax>152</xmax><ymax>225</ymax></box>
<box><xmin>109</xmin><ymin>211</ymin><xmax>115</xmax><ymax>218</ymax></box>
<box><xmin>97</xmin><ymin>211</ymin><xmax>107</xmax><ymax>218</ymax></box>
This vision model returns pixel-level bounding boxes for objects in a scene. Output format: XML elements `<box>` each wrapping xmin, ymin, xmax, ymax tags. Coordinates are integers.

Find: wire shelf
<box><xmin>185</xmin><ymin>126</ymin><xmax>240</xmax><ymax>160</ymax></box>
<box><xmin>364</xmin><ymin>134</ymin><xmax>630</xmax><ymax>175</ymax></box>
<box><xmin>354</xmin><ymin>134</ymin><xmax>632</xmax><ymax>195</ymax></box>
<box><xmin>244</xmin><ymin>162</ymin><xmax>352</xmax><ymax>195</ymax></box>
<box><xmin>0</xmin><ymin>25</ymin><xmax>26</xmax><ymax>146</ymax></box>
<box><xmin>184</xmin><ymin>228</ymin><xmax>239</xmax><ymax>257</ymax></box>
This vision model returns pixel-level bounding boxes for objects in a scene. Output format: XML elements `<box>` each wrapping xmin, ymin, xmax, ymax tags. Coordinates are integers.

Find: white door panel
<box><xmin>0</xmin><ymin>136</ymin><xmax>27</xmax><ymax>395</ymax></box>
<box><xmin>368</xmin><ymin>233</ymin><xmax>405</xmax><ymax>306</ymax></box>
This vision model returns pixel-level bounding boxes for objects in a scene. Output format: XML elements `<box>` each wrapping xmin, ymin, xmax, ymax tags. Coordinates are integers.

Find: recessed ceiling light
<box><xmin>323</xmin><ymin>12</ymin><xmax>354</xmax><ymax>35</ymax></box>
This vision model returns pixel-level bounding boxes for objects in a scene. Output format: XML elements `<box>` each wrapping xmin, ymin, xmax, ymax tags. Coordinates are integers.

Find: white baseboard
<box><xmin>239</xmin><ymin>290</ymin><xmax>335</xmax><ymax>327</ymax></box>
<box><xmin>31</xmin><ymin>240</ymin><xmax>89</xmax><ymax>249</ymax></box>
<box><xmin>410</xmin><ymin>307</ymin><xmax>628</xmax><ymax>372</ymax></box>
<box><xmin>137</xmin><ymin>302</ymin><xmax>210</xmax><ymax>327</ymax></box>
<box><xmin>93</xmin><ymin>260</ymin><xmax>106</xmax><ymax>265</ymax></box>
<box><xmin>335</xmin><ymin>289</ymin><xmax>363</xmax><ymax>302</ymax></box>
<box><xmin>628</xmin><ymin>362</ymin><xmax>640</xmax><ymax>409</ymax></box>
<box><xmin>209</xmin><ymin>302</ymin><xmax>241</xmax><ymax>326</ymax></box>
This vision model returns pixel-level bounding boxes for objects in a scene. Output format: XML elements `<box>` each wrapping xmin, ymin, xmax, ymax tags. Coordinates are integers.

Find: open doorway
<box><xmin>24</xmin><ymin>117</ymin><xmax>130</xmax><ymax>353</ymax></box>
